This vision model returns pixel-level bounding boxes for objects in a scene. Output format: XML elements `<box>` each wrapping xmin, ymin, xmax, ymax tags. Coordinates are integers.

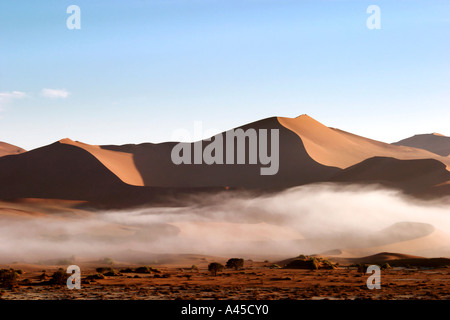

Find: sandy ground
<box><xmin>0</xmin><ymin>199</ymin><xmax>449</xmax><ymax>301</ymax></box>
<box><xmin>1</xmin><ymin>262</ymin><xmax>449</xmax><ymax>300</ymax></box>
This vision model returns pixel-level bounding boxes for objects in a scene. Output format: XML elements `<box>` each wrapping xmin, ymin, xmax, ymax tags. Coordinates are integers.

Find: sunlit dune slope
<box><xmin>59</xmin><ymin>138</ymin><xmax>144</xmax><ymax>186</ymax></box>
<box><xmin>278</xmin><ymin>115</ymin><xmax>450</xmax><ymax>170</ymax></box>
<box><xmin>0</xmin><ymin>142</ymin><xmax>26</xmax><ymax>158</ymax></box>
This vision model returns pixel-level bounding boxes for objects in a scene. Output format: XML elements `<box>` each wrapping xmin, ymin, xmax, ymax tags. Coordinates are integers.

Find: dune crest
<box><xmin>277</xmin><ymin>115</ymin><xmax>450</xmax><ymax>170</ymax></box>
<box><xmin>59</xmin><ymin>138</ymin><xmax>144</xmax><ymax>186</ymax></box>
<box><xmin>0</xmin><ymin>142</ymin><xmax>26</xmax><ymax>158</ymax></box>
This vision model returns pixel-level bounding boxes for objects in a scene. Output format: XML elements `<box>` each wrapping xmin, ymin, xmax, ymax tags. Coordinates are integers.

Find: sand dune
<box><xmin>0</xmin><ymin>140</ymin><xmax>228</xmax><ymax>207</ymax></box>
<box><xmin>334</xmin><ymin>225</ymin><xmax>450</xmax><ymax>258</ymax></box>
<box><xmin>101</xmin><ymin>117</ymin><xmax>340</xmax><ymax>188</ymax></box>
<box><xmin>59</xmin><ymin>138</ymin><xmax>144</xmax><ymax>186</ymax></box>
<box><xmin>278</xmin><ymin>115</ymin><xmax>450</xmax><ymax>170</ymax></box>
<box><xmin>330</xmin><ymin>157</ymin><xmax>450</xmax><ymax>195</ymax></box>
<box><xmin>0</xmin><ymin>142</ymin><xmax>26</xmax><ymax>158</ymax></box>
<box><xmin>353</xmin><ymin>252</ymin><xmax>424</xmax><ymax>262</ymax></box>
<box><xmin>0</xmin><ymin>141</ymin><xmax>134</xmax><ymax>202</ymax></box>
<box><xmin>342</xmin><ymin>231</ymin><xmax>450</xmax><ymax>258</ymax></box>
<box><xmin>292</xmin><ymin>221</ymin><xmax>448</xmax><ymax>258</ymax></box>
<box><xmin>393</xmin><ymin>133</ymin><xmax>450</xmax><ymax>156</ymax></box>
<box><xmin>317</xmin><ymin>251</ymin><xmax>426</xmax><ymax>265</ymax></box>
<box><xmin>1</xmin><ymin>115</ymin><xmax>450</xmax><ymax>205</ymax></box>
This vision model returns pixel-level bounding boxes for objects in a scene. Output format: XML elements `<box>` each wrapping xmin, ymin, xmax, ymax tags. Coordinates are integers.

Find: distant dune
<box><xmin>330</xmin><ymin>157</ymin><xmax>450</xmax><ymax>195</ymax></box>
<box><xmin>323</xmin><ymin>222</ymin><xmax>450</xmax><ymax>258</ymax></box>
<box><xmin>393</xmin><ymin>133</ymin><xmax>450</xmax><ymax>156</ymax></box>
<box><xmin>352</xmin><ymin>228</ymin><xmax>450</xmax><ymax>258</ymax></box>
<box><xmin>353</xmin><ymin>252</ymin><xmax>424</xmax><ymax>262</ymax></box>
<box><xmin>0</xmin><ymin>142</ymin><xmax>26</xmax><ymax>158</ymax></box>
<box><xmin>328</xmin><ymin>252</ymin><xmax>450</xmax><ymax>268</ymax></box>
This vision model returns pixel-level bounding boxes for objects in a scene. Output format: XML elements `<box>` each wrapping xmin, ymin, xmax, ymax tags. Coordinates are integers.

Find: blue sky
<box><xmin>0</xmin><ymin>0</ymin><xmax>449</xmax><ymax>150</ymax></box>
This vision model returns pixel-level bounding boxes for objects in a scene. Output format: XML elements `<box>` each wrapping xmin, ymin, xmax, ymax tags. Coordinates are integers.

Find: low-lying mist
<box><xmin>1</xmin><ymin>184</ymin><xmax>449</xmax><ymax>263</ymax></box>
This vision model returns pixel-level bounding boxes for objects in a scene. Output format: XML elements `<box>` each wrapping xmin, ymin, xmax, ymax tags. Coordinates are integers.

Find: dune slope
<box><xmin>1</xmin><ymin>115</ymin><xmax>450</xmax><ymax>204</ymax></box>
<box><xmin>278</xmin><ymin>115</ymin><xmax>450</xmax><ymax>170</ymax></box>
<box><xmin>0</xmin><ymin>142</ymin><xmax>26</xmax><ymax>158</ymax></box>
<box><xmin>0</xmin><ymin>141</ymin><xmax>132</xmax><ymax>201</ymax></box>
<box><xmin>59</xmin><ymin>138</ymin><xmax>144</xmax><ymax>186</ymax></box>
<box><xmin>101</xmin><ymin>117</ymin><xmax>340</xmax><ymax>188</ymax></box>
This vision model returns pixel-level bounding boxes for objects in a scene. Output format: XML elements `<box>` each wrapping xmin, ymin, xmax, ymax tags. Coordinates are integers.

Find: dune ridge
<box><xmin>1</xmin><ymin>115</ymin><xmax>450</xmax><ymax>205</ymax></box>
<box><xmin>0</xmin><ymin>141</ymin><xmax>26</xmax><ymax>158</ymax></box>
<box><xmin>277</xmin><ymin>115</ymin><xmax>450</xmax><ymax>170</ymax></box>
<box><xmin>59</xmin><ymin>138</ymin><xmax>144</xmax><ymax>186</ymax></box>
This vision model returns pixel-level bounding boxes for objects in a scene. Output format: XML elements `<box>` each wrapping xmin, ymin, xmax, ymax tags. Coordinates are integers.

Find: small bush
<box><xmin>104</xmin><ymin>270</ymin><xmax>120</xmax><ymax>277</ymax></box>
<box><xmin>86</xmin><ymin>273</ymin><xmax>105</xmax><ymax>280</ymax></box>
<box><xmin>134</xmin><ymin>266</ymin><xmax>151</xmax><ymax>274</ymax></box>
<box><xmin>0</xmin><ymin>269</ymin><xmax>19</xmax><ymax>288</ymax></box>
<box><xmin>226</xmin><ymin>258</ymin><xmax>244</xmax><ymax>270</ymax></box>
<box><xmin>96</xmin><ymin>267</ymin><xmax>115</xmax><ymax>274</ymax></box>
<box><xmin>208</xmin><ymin>262</ymin><xmax>224</xmax><ymax>276</ymax></box>
<box><xmin>284</xmin><ymin>258</ymin><xmax>319</xmax><ymax>270</ymax></box>
<box><xmin>134</xmin><ymin>266</ymin><xmax>161</xmax><ymax>274</ymax></box>
<box><xmin>50</xmin><ymin>268</ymin><xmax>69</xmax><ymax>286</ymax></box>
<box><xmin>149</xmin><ymin>267</ymin><xmax>161</xmax><ymax>273</ymax></box>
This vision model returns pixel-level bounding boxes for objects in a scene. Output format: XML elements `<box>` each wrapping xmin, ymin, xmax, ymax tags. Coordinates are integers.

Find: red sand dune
<box><xmin>278</xmin><ymin>115</ymin><xmax>450</xmax><ymax>169</ymax></box>
<box><xmin>100</xmin><ymin>117</ymin><xmax>340</xmax><ymax>188</ymax></box>
<box><xmin>0</xmin><ymin>115</ymin><xmax>449</xmax><ymax>205</ymax></box>
<box><xmin>59</xmin><ymin>138</ymin><xmax>144</xmax><ymax>186</ymax></box>
<box><xmin>0</xmin><ymin>142</ymin><xmax>26</xmax><ymax>158</ymax></box>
